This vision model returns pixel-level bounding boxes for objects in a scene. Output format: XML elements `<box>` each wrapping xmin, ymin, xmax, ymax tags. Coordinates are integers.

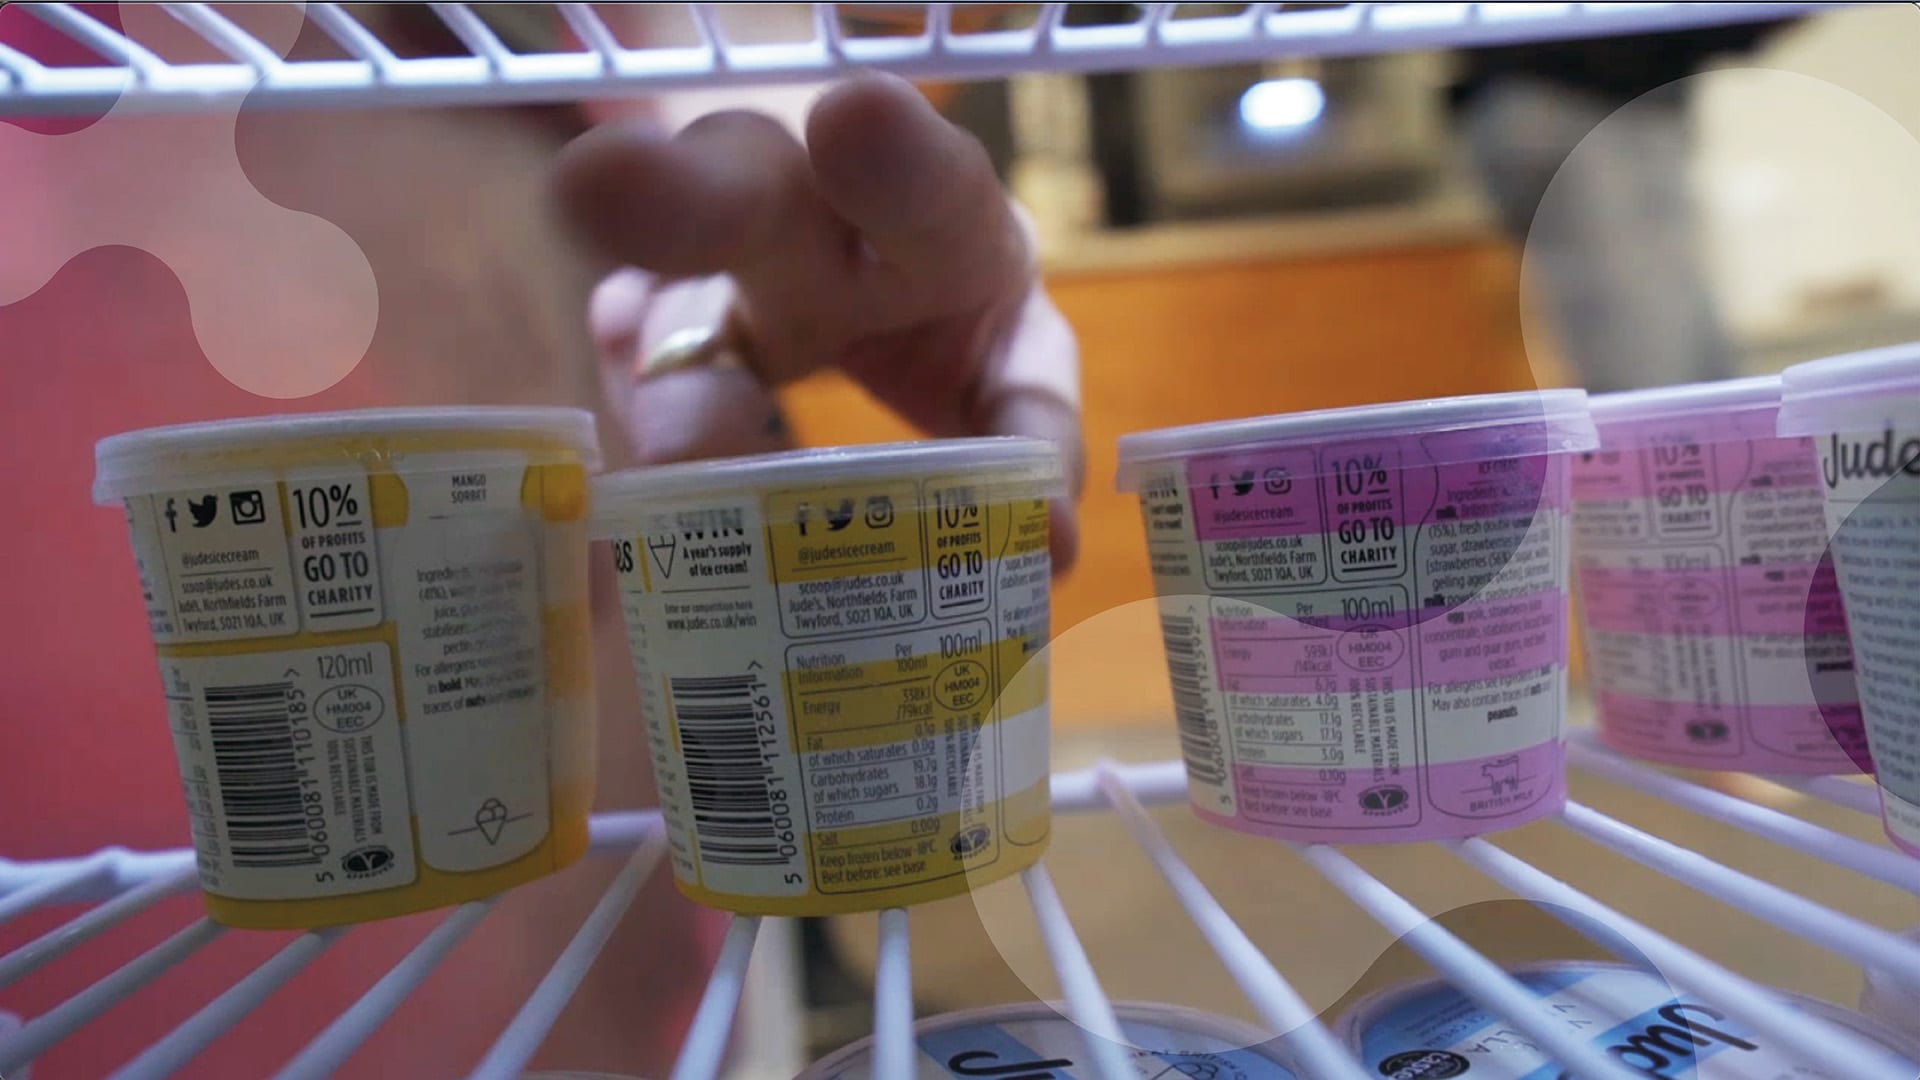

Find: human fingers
<box><xmin>804</xmin><ymin>72</ymin><xmax>1029</xmax><ymax>321</ymax></box>
<box><xmin>555</xmin><ymin>109</ymin><xmax>857</xmax><ymax>382</ymax></box>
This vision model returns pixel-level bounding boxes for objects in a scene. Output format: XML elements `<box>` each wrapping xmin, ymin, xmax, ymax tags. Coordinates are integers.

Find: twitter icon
<box><xmin>188</xmin><ymin>494</ymin><xmax>219</xmax><ymax>528</ymax></box>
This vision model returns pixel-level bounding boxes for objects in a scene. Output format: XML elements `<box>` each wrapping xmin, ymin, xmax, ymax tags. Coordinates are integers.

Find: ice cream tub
<box><xmin>1572</xmin><ymin>377</ymin><xmax>1866</xmax><ymax>773</ymax></box>
<box><xmin>592</xmin><ymin>438</ymin><xmax>1062</xmax><ymax>915</ymax></box>
<box><xmin>795</xmin><ymin>1001</ymin><xmax>1298</xmax><ymax>1079</ymax></box>
<box><xmin>93</xmin><ymin>407</ymin><xmax>602</xmax><ymax>929</ymax></box>
<box><xmin>1116</xmin><ymin>391</ymin><xmax>1597</xmax><ymax>843</ymax></box>
<box><xmin>1336</xmin><ymin>961</ymin><xmax>1920</xmax><ymax>1079</ymax></box>
<box><xmin>1780</xmin><ymin>344</ymin><xmax>1920</xmax><ymax>856</ymax></box>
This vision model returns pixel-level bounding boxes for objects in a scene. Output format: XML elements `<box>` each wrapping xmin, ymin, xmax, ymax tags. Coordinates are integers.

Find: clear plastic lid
<box><xmin>1779</xmin><ymin>342</ymin><xmax>1920</xmax><ymax>437</ymax></box>
<box><xmin>1588</xmin><ymin>375</ymin><xmax>1783</xmax><ymax>448</ymax></box>
<box><xmin>795</xmin><ymin>1001</ymin><xmax>1296</xmax><ymax>1080</ymax></box>
<box><xmin>591</xmin><ymin>437</ymin><xmax>1066</xmax><ymax>537</ymax></box>
<box><xmin>94</xmin><ymin>406</ymin><xmax>603</xmax><ymax>504</ymax></box>
<box><xmin>1115</xmin><ymin>390</ymin><xmax>1596</xmax><ymax>492</ymax></box>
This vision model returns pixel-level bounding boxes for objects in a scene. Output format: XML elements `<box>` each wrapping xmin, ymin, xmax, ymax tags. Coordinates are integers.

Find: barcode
<box><xmin>1160</xmin><ymin>614</ymin><xmax>1227</xmax><ymax>786</ymax></box>
<box><xmin>671</xmin><ymin>674</ymin><xmax>785</xmax><ymax>867</ymax></box>
<box><xmin>205</xmin><ymin>681</ymin><xmax>318</xmax><ymax>869</ymax></box>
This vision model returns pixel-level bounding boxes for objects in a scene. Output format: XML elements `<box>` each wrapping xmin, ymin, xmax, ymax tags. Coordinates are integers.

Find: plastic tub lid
<box><xmin>1779</xmin><ymin>342</ymin><xmax>1920</xmax><ymax>437</ymax></box>
<box><xmin>591</xmin><ymin>437</ymin><xmax>1065</xmax><ymax>537</ymax></box>
<box><xmin>1336</xmin><ymin>960</ymin><xmax>1920</xmax><ymax>1069</ymax></box>
<box><xmin>795</xmin><ymin>1000</ymin><xmax>1297</xmax><ymax>1080</ymax></box>
<box><xmin>1588</xmin><ymin>375</ymin><xmax>1783</xmax><ymax>447</ymax></box>
<box><xmin>1115</xmin><ymin>390</ymin><xmax>1596</xmax><ymax>492</ymax></box>
<box><xmin>94</xmin><ymin>406</ymin><xmax>602</xmax><ymax>504</ymax></box>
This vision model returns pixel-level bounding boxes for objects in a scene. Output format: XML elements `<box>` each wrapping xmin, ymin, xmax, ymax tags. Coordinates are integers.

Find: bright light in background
<box><xmin>1238</xmin><ymin>77</ymin><xmax>1326</xmax><ymax>133</ymax></box>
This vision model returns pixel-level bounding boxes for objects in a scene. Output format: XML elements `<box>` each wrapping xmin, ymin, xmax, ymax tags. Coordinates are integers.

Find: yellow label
<box><xmin>767</xmin><ymin>481</ymin><xmax>923</xmax><ymax>585</ymax></box>
<box><xmin>127</xmin><ymin>444</ymin><xmax>594</xmax><ymax>929</ymax></box>
<box><xmin>610</xmin><ymin>475</ymin><xmax>1053</xmax><ymax>915</ymax></box>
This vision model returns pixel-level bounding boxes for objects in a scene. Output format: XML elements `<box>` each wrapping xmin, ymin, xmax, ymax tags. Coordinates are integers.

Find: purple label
<box><xmin>1594</xmin><ymin>689</ymin><xmax>1870</xmax><ymax>768</ymax></box>
<box><xmin>1572</xmin><ymin>423</ymin><xmax>1863</xmax><ymax>774</ymax></box>
<box><xmin>1141</xmin><ymin>428</ymin><xmax>1574</xmax><ymax>844</ymax></box>
<box><xmin>1576</xmin><ymin>562</ymin><xmax>1846</xmax><ymax>638</ymax></box>
<box><xmin>1194</xmin><ymin>742</ymin><xmax>1566</xmax><ymax>841</ymax></box>
<box><xmin>1188</xmin><ymin>447</ymin><xmax>1323</xmax><ymax>540</ymax></box>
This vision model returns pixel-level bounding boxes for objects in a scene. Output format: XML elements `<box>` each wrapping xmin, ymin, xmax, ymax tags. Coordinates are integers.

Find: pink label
<box><xmin>1572</xmin><ymin>425</ymin><xmax>1862</xmax><ymax>774</ymax></box>
<box><xmin>1192</xmin><ymin>742</ymin><xmax>1566</xmax><ymax>843</ymax></box>
<box><xmin>1139</xmin><ymin>426</ymin><xmax>1574</xmax><ymax>844</ymax></box>
<box><xmin>1594</xmin><ymin>689</ymin><xmax>1870</xmax><ymax>771</ymax></box>
<box><xmin>1187</xmin><ymin>447</ymin><xmax>1325</xmax><ymax>541</ymax></box>
<box><xmin>1575</xmin><ymin>562</ymin><xmax>1847</xmax><ymax>638</ymax></box>
<box><xmin>1212</xmin><ymin>587</ymin><xmax>1563</xmax><ymax>687</ymax></box>
<box><xmin>1577</xmin><ymin>415</ymin><xmax>1822</xmax><ymax>500</ymax></box>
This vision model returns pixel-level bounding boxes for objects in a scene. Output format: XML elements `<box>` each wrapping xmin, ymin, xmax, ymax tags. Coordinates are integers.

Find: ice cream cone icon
<box><xmin>473</xmin><ymin>798</ymin><xmax>509</xmax><ymax>845</ymax></box>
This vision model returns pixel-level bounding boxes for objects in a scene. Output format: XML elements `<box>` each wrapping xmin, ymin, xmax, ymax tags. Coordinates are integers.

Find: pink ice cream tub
<box><xmin>1117</xmin><ymin>391</ymin><xmax>1597</xmax><ymax>844</ymax></box>
<box><xmin>1781</xmin><ymin>343</ymin><xmax>1920</xmax><ymax>857</ymax></box>
<box><xmin>1572</xmin><ymin>376</ymin><xmax>1867</xmax><ymax>774</ymax></box>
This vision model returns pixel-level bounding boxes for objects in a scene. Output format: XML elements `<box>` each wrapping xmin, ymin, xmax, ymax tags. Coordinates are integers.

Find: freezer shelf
<box><xmin>0</xmin><ymin>3</ymin><xmax>1816</xmax><ymax>115</ymax></box>
<box><xmin>1</xmin><ymin>731</ymin><xmax>1917</xmax><ymax>1079</ymax></box>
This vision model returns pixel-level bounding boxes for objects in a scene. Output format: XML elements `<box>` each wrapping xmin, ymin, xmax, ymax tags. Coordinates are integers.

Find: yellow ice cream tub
<box><xmin>93</xmin><ymin>407</ymin><xmax>602</xmax><ymax>929</ymax></box>
<box><xmin>592</xmin><ymin>438</ymin><xmax>1063</xmax><ymax>915</ymax></box>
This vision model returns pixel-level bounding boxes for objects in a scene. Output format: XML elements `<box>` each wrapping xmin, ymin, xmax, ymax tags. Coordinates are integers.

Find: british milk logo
<box><xmin>1822</xmin><ymin>430</ymin><xmax>1920</xmax><ymax>489</ymax></box>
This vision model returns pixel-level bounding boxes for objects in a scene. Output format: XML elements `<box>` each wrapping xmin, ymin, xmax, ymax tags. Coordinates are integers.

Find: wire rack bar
<box><xmin>107</xmin><ymin>927</ymin><xmax>345</xmax><ymax>1080</ymax></box>
<box><xmin>555</xmin><ymin>3</ymin><xmax>619</xmax><ymax>68</ymax></box>
<box><xmin>0</xmin><ymin>919</ymin><xmax>223</xmax><ymax>1075</ymax></box>
<box><xmin>0</xmin><ymin>53</ymin><xmax>18</xmax><ymax>91</ymax></box>
<box><xmin>667</xmin><ymin>914</ymin><xmax>761</xmax><ymax>1080</ymax></box>
<box><xmin>1295</xmin><ymin>842</ymin><xmax>1645</xmax><ymax>1080</ymax></box>
<box><xmin>429</xmin><ymin>4</ymin><xmax>514</xmax><ymax>70</ymax></box>
<box><xmin>872</xmin><ymin>908</ymin><xmax>914</xmax><ymax>1080</ymax></box>
<box><xmin>467</xmin><ymin>827</ymin><xmax>668</xmax><ymax>1080</ymax></box>
<box><xmin>1768</xmin><ymin>772</ymin><xmax>1885</xmax><ymax>816</ymax></box>
<box><xmin>271</xmin><ymin>900</ymin><xmax>495</xmax><ymax>1080</ymax></box>
<box><xmin>1020</xmin><ymin>862</ymin><xmax>1133</xmax><ymax>1080</ymax></box>
<box><xmin>5</xmin><ymin>742</ymin><xmax>1920</xmax><ymax>1077</ymax></box>
<box><xmin>1567</xmin><ymin>734</ymin><xmax>1920</xmax><ymax>894</ymax></box>
<box><xmin>685</xmin><ymin>3</ymin><xmax>726</xmax><ymax>62</ymax></box>
<box><xmin>1096</xmin><ymin>763</ymin><xmax>1372</xmax><ymax>1080</ymax></box>
<box><xmin>816</xmin><ymin>2</ymin><xmax>847</xmax><ymax>60</ymax></box>
<box><xmin>159</xmin><ymin>4</ymin><xmax>283</xmax><ymax>74</ymax></box>
<box><xmin>1143</xmin><ymin>3</ymin><xmax>1175</xmax><ymax>39</ymax></box>
<box><xmin>0</xmin><ymin>863</ymin><xmax>195</xmax><ymax>991</ymax></box>
<box><xmin>0</xmin><ymin>848</ymin><xmax>195</xmax><ymax>902</ymax></box>
<box><xmin>301</xmin><ymin>3</ymin><xmax>395</xmax><ymax>71</ymax></box>
<box><xmin>1053</xmin><ymin>758</ymin><xmax>1187</xmax><ymax>812</ymax></box>
<box><xmin>0</xmin><ymin>857</ymin><xmax>114</xmax><ymax>927</ymax></box>
<box><xmin>20</xmin><ymin>3</ymin><xmax>164</xmax><ymax>80</ymax></box>
<box><xmin>0</xmin><ymin>2</ymin><xmax>1818</xmax><ymax>115</ymax></box>
<box><xmin>1450</xmin><ymin>836</ymin><xmax>1919</xmax><ymax>1080</ymax></box>
<box><xmin>586</xmin><ymin>809</ymin><xmax>663</xmax><ymax>852</ymax></box>
<box><xmin>1560</xmin><ymin>801</ymin><xmax>1920</xmax><ymax>985</ymax></box>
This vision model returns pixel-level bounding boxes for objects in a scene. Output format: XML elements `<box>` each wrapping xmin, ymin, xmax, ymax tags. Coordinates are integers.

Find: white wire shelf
<box><xmin>2</xmin><ymin>732</ymin><xmax>1917</xmax><ymax>1080</ymax></box>
<box><xmin>0</xmin><ymin>2</ymin><xmax>1820</xmax><ymax>116</ymax></box>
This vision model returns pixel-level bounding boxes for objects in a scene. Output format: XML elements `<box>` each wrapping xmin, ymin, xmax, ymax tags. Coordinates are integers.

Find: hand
<box><xmin>553</xmin><ymin>72</ymin><xmax>1084</xmax><ymax>572</ymax></box>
